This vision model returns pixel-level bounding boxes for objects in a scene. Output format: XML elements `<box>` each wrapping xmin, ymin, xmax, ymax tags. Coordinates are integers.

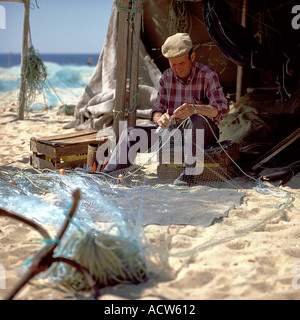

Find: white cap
<box><xmin>161</xmin><ymin>33</ymin><xmax>193</xmax><ymax>59</ymax></box>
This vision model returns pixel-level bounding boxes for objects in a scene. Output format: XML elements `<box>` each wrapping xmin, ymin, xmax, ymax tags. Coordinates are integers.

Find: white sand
<box><xmin>0</xmin><ymin>93</ymin><xmax>300</xmax><ymax>300</ymax></box>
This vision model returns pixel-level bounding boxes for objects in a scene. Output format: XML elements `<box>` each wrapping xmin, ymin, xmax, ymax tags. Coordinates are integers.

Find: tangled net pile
<box><xmin>51</xmin><ymin>229</ymin><xmax>148</xmax><ymax>291</ymax></box>
<box><xmin>0</xmin><ymin>104</ymin><xmax>296</xmax><ymax>296</ymax></box>
<box><xmin>19</xmin><ymin>45</ymin><xmax>47</xmax><ymax>111</ymax></box>
<box><xmin>168</xmin><ymin>0</ymin><xmax>192</xmax><ymax>35</ymax></box>
<box><xmin>0</xmin><ymin>124</ymin><xmax>294</xmax><ymax>295</ymax></box>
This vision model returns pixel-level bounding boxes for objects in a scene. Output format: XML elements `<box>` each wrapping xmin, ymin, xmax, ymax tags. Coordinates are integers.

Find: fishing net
<box><xmin>19</xmin><ymin>45</ymin><xmax>47</xmax><ymax>113</ymax></box>
<box><xmin>0</xmin><ymin>113</ymin><xmax>295</xmax><ymax>296</ymax></box>
<box><xmin>168</xmin><ymin>0</ymin><xmax>192</xmax><ymax>35</ymax></box>
<box><xmin>16</xmin><ymin>11</ymin><xmax>84</xmax><ymax>118</ymax></box>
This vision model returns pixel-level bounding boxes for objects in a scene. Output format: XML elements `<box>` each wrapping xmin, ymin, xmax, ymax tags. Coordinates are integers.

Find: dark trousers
<box><xmin>103</xmin><ymin>115</ymin><xmax>219</xmax><ymax>174</ymax></box>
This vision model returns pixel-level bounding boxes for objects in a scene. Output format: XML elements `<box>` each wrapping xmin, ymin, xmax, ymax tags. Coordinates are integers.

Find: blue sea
<box><xmin>0</xmin><ymin>53</ymin><xmax>99</xmax><ymax>68</ymax></box>
<box><xmin>0</xmin><ymin>53</ymin><xmax>100</xmax><ymax>108</ymax></box>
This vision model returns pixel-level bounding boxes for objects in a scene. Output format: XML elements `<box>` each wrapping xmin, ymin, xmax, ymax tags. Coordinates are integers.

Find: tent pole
<box><xmin>114</xmin><ymin>0</ymin><xmax>130</xmax><ymax>142</ymax></box>
<box><xmin>235</xmin><ymin>0</ymin><xmax>247</xmax><ymax>103</ymax></box>
<box><xmin>18</xmin><ymin>0</ymin><xmax>30</xmax><ymax>120</ymax></box>
<box><xmin>128</xmin><ymin>0</ymin><xmax>142</xmax><ymax>127</ymax></box>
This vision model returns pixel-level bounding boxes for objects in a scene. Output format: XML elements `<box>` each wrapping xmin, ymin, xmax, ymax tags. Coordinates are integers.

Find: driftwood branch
<box><xmin>0</xmin><ymin>208</ymin><xmax>51</xmax><ymax>239</ymax></box>
<box><xmin>1</xmin><ymin>189</ymin><xmax>100</xmax><ymax>300</ymax></box>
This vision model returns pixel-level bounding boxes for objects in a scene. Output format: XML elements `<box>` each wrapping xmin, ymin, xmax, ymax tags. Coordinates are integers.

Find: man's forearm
<box><xmin>172</xmin><ymin>103</ymin><xmax>219</xmax><ymax>120</ymax></box>
<box><xmin>194</xmin><ymin>104</ymin><xmax>219</xmax><ymax>118</ymax></box>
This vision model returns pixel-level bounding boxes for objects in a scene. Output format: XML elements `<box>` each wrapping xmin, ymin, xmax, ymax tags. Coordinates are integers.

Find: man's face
<box><xmin>168</xmin><ymin>52</ymin><xmax>195</xmax><ymax>80</ymax></box>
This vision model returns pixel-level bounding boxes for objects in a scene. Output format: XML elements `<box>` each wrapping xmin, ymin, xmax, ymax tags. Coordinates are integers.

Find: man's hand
<box><xmin>173</xmin><ymin>103</ymin><xmax>219</xmax><ymax>119</ymax></box>
<box><xmin>173</xmin><ymin>103</ymin><xmax>194</xmax><ymax>120</ymax></box>
<box><xmin>154</xmin><ymin>112</ymin><xmax>173</xmax><ymax>128</ymax></box>
<box><xmin>152</xmin><ymin>112</ymin><xmax>163</xmax><ymax>124</ymax></box>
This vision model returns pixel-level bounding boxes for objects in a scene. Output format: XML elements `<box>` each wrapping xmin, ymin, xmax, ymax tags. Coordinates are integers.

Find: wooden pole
<box><xmin>235</xmin><ymin>0</ymin><xmax>247</xmax><ymax>103</ymax></box>
<box><xmin>8</xmin><ymin>52</ymin><xmax>12</xmax><ymax>68</ymax></box>
<box><xmin>250</xmin><ymin>128</ymin><xmax>300</xmax><ymax>171</ymax></box>
<box><xmin>128</xmin><ymin>0</ymin><xmax>142</xmax><ymax>127</ymax></box>
<box><xmin>18</xmin><ymin>0</ymin><xmax>30</xmax><ymax>120</ymax></box>
<box><xmin>114</xmin><ymin>0</ymin><xmax>130</xmax><ymax>142</ymax></box>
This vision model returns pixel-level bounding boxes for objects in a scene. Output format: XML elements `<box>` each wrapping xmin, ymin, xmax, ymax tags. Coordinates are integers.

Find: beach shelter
<box><xmin>67</xmin><ymin>0</ymin><xmax>299</xmax><ymax>132</ymax></box>
<box><xmin>67</xmin><ymin>0</ymin><xmax>239</xmax><ymax>135</ymax></box>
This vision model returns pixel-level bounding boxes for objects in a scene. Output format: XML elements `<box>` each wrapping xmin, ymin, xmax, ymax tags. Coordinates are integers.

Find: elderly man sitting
<box><xmin>103</xmin><ymin>33</ymin><xmax>229</xmax><ymax>186</ymax></box>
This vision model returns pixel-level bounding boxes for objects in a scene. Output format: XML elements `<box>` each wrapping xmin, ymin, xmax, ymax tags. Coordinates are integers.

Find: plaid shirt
<box><xmin>150</xmin><ymin>62</ymin><xmax>229</xmax><ymax>125</ymax></box>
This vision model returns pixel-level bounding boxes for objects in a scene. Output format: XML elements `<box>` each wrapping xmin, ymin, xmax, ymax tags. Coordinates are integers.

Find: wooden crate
<box><xmin>30</xmin><ymin>130</ymin><xmax>107</xmax><ymax>170</ymax></box>
<box><xmin>157</xmin><ymin>141</ymin><xmax>239</xmax><ymax>181</ymax></box>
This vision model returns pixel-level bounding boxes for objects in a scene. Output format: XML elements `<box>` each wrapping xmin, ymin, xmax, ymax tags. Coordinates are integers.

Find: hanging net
<box><xmin>19</xmin><ymin>45</ymin><xmax>47</xmax><ymax>112</ymax></box>
<box><xmin>17</xmin><ymin>14</ymin><xmax>79</xmax><ymax>117</ymax></box>
<box><xmin>168</xmin><ymin>0</ymin><xmax>192</xmax><ymax>35</ymax></box>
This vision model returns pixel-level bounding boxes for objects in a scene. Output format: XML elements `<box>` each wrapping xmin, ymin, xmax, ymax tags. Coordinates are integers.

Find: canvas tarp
<box><xmin>64</xmin><ymin>1</ymin><xmax>162</xmax><ymax>134</ymax></box>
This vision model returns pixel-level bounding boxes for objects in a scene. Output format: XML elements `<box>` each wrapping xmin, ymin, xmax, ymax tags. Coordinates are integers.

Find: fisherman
<box><xmin>103</xmin><ymin>33</ymin><xmax>229</xmax><ymax>186</ymax></box>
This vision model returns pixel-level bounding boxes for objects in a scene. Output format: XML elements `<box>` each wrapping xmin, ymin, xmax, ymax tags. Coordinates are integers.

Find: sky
<box><xmin>0</xmin><ymin>0</ymin><xmax>114</xmax><ymax>54</ymax></box>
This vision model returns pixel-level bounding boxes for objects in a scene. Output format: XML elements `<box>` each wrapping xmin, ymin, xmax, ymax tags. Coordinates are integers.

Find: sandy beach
<box><xmin>0</xmin><ymin>89</ymin><xmax>300</xmax><ymax>301</ymax></box>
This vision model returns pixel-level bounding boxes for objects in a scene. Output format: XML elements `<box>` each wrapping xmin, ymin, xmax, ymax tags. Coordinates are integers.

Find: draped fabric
<box><xmin>64</xmin><ymin>1</ymin><xmax>162</xmax><ymax>133</ymax></box>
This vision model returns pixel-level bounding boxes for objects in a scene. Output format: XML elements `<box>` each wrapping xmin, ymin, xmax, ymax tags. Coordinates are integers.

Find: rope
<box><xmin>229</xmin><ymin>2</ymin><xmax>282</xmax><ymax>35</ymax></box>
<box><xmin>168</xmin><ymin>0</ymin><xmax>192</xmax><ymax>35</ymax></box>
<box><xmin>44</xmin><ymin>79</ymin><xmax>66</xmax><ymax>105</ymax></box>
<box><xmin>275</xmin><ymin>60</ymin><xmax>292</xmax><ymax>113</ymax></box>
<box><xmin>51</xmin><ymin>229</ymin><xmax>148</xmax><ymax>291</ymax></box>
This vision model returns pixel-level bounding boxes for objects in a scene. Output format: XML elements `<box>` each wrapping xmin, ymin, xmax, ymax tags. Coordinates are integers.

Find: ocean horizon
<box><xmin>0</xmin><ymin>53</ymin><xmax>100</xmax><ymax>68</ymax></box>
